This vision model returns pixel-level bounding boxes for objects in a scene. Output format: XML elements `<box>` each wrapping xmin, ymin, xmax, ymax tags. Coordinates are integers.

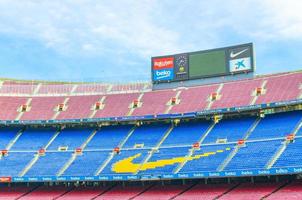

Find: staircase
<box><xmin>89</xmin><ymin>96</ymin><xmax>106</xmax><ymax>118</ymax></box>
<box><xmin>206</xmin><ymin>83</ymin><xmax>223</xmax><ymax>110</ymax></box>
<box><xmin>33</xmin><ymin>83</ymin><xmax>42</xmax><ymax>94</ymax></box>
<box><xmin>265</xmin><ymin>118</ymin><xmax>302</xmax><ymax>169</ymax></box>
<box><xmin>57</xmin><ymin>129</ymin><xmax>98</xmax><ymax>176</ymax></box>
<box><xmin>218</xmin><ymin>118</ymin><xmax>261</xmax><ymax>171</ymax></box>
<box><xmin>250</xmin><ymin>80</ymin><xmax>267</xmax><ymax>105</ymax></box>
<box><xmin>6</xmin><ymin>129</ymin><xmax>24</xmax><ymax>150</ymax></box>
<box><xmin>164</xmin><ymin>90</ymin><xmax>182</xmax><ymax>114</ymax></box>
<box><xmin>95</xmin><ymin>126</ymin><xmax>137</xmax><ymax>175</ymax></box>
<box><xmin>243</xmin><ymin>118</ymin><xmax>261</xmax><ymax>140</ymax></box>
<box><xmin>127</xmin><ymin>93</ymin><xmax>145</xmax><ymax>116</ymax></box>
<box><xmin>70</xmin><ymin>84</ymin><xmax>78</xmax><ymax>94</ymax></box>
<box><xmin>19</xmin><ymin>130</ymin><xmax>61</xmax><ymax>177</ymax></box>
<box><xmin>52</xmin><ymin>97</ymin><xmax>70</xmax><ymax>120</ymax></box>
<box><xmin>15</xmin><ymin>98</ymin><xmax>32</xmax><ymax>120</ymax></box>
<box><xmin>217</xmin><ymin>146</ymin><xmax>240</xmax><ymax>171</ymax></box>
<box><xmin>174</xmin><ymin>123</ymin><xmax>216</xmax><ymax>174</ymax></box>
<box><xmin>134</xmin><ymin>125</ymin><xmax>174</xmax><ymax>174</ymax></box>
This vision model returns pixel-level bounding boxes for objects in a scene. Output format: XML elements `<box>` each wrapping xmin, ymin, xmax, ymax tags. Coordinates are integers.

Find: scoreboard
<box><xmin>152</xmin><ymin>43</ymin><xmax>254</xmax><ymax>83</ymax></box>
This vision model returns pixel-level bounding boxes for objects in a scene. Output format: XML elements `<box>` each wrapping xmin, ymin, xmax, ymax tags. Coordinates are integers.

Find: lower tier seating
<box><xmin>0</xmin><ymin>110</ymin><xmax>301</xmax><ymax>178</ymax></box>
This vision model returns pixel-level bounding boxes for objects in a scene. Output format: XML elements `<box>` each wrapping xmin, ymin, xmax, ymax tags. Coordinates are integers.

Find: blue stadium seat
<box><xmin>180</xmin><ymin>144</ymin><xmax>233</xmax><ymax>173</ymax></box>
<box><xmin>102</xmin><ymin>149</ymin><xmax>148</xmax><ymax>174</ymax></box>
<box><xmin>47</xmin><ymin>128</ymin><xmax>94</xmax><ymax>150</ymax></box>
<box><xmin>64</xmin><ymin>151</ymin><xmax>111</xmax><ymax>176</ymax></box>
<box><xmin>86</xmin><ymin>125</ymin><xmax>133</xmax><ymax>149</ymax></box>
<box><xmin>225</xmin><ymin>140</ymin><xmax>281</xmax><ymax>170</ymax></box>
<box><xmin>273</xmin><ymin>138</ymin><xmax>302</xmax><ymax>168</ymax></box>
<box><xmin>139</xmin><ymin>147</ymin><xmax>190</xmax><ymax>175</ymax></box>
<box><xmin>10</xmin><ymin>128</ymin><xmax>56</xmax><ymax>151</ymax></box>
<box><xmin>123</xmin><ymin>124</ymin><xmax>170</xmax><ymax>149</ymax></box>
<box><xmin>0</xmin><ymin>152</ymin><xmax>34</xmax><ymax>176</ymax></box>
<box><xmin>202</xmin><ymin>117</ymin><xmax>255</xmax><ymax>144</ymax></box>
<box><xmin>25</xmin><ymin>152</ymin><xmax>72</xmax><ymax>176</ymax></box>
<box><xmin>0</xmin><ymin>128</ymin><xmax>20</xmax><ymax>150</ymax></box>
<box><xmin>162</xmin><ymin>121</ymin><xmax>211</xmax><ymax>147</ymax></box>
<box><xmin>248</xmin><ymin>111</ymin><xmax>302</xmax><ymax>140</ymax></box>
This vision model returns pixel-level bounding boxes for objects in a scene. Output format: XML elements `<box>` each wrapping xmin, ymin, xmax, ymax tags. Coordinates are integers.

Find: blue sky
<box><xmin>0</xmin><ymin>0</ymin><xmax>301</xmax><ymax>83</ymax></box>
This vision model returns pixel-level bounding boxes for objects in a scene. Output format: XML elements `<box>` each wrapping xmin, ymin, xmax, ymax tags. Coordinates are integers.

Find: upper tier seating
<box><xmin>0</xmin><ymin>72</ymin><xmax>300</xmax><ymax>121</ymax></box>
<box><xmin>256</xmin><ymin>72</ymin><xmax>302</xmax><ymax>104</ymax></box>
<box><xmin>56</xmin><ymin>95</ymin><xmax>101</xmax><ymax>119</ymax></box>
<box><xmin>0</xmin><ymin>97</ymin><xmax>28</xmax><ymax>120</ymax></box>
<box><xmin>169</xmin><ymin>85</ymin><xmax>218</xmax><ymax>113</ymax></box>
<box><xmin>37</xmin><ymin>84</ymin><xmax>74</xmax><ymax>95</ymax></box>
<box><xmin>211</xmin><ymin>79</ymin><xmax>262</xmax><ymax>109</ymax></box>
<box><xmin>20</xmin><ymin>97</ymin><xmax>65</xmax><ymax>120</ymax></box>
<box><xmin>132</xmin><ymin>90</ymin><xmax>177</xmax><ymax>116</ymax></box>
<box><xmin>94</xmin><ymin>93</ymin><xmax>139</xmax><ymax>118</ymax></box>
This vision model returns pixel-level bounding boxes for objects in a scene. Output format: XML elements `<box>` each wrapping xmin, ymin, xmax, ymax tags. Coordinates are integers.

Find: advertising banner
<box><xmin>228</xmin><ymin>45</ymin><xmax>252</xmax><ymax>73</ymax></box>
<box><xmin>152</xmin><ymin>57</ymin><xmax>174</xmax><ymax>81</ymax></box>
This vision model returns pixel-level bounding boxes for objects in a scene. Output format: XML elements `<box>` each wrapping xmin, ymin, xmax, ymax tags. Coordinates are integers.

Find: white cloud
<box><xmin>0</xmin><ymin>0</ymin><xmax>301</xmax><ymax>70</ymax></box>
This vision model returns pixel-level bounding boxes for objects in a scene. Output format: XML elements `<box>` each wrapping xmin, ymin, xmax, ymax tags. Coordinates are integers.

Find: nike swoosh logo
<box><xmin>112</xmin><ymin>147</ymin><xmax>231</xmax><ymax>173</ymax></box>
<box><xmin>230</xmin><ymin>49</ymin><xmax>248</xmax><ymax>58</ymax></box>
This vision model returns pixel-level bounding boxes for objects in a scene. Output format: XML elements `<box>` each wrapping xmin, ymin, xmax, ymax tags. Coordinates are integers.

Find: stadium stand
<box><xmin>18</xmin><ymin>185</ymin><xmax>72</xmax><ymax>200</ymax></box>
<box><xmin>56</xmin><ymin>95</ymin><xmax>100</xmax><ymax>119</ymax></box>
<box><xmin>169</xmin><ymin>84</ymin><xmax>218</xmax><ymax>113</ymax></box>
<box><xmin>174</xmin><ymin>183</ymin><xmax>235</xmax><ymax>200</ymax></box>
<box><xmin>56</xmin><ymin>186</ymin><xmax>110</xmax><ymax>200</ymax></box>
<box><xmin>0</xmin><ymin>110</ymin><xmax>301</xmax><ymax>178</ymax></box>
<box><xmin>218</xmin><ymin>182</ymin><xmax>283</xmax><ymax>200</ymax></box>
<box><xmin>94</xmin><ymin>93</ymin><xmax>140</xmax><ymax>118</ymax></box>
<box><xmin>0</xmin><ymin>185</ymin><xmax>35</xmax><ymax>200</ymax></box>
<box><xmin>265</xmin><ymin>180</ymin><xmax>302</xmax><ymax>200</ymax></box>
<box><xmin>0</xmin><ymin>96</ymin><xmax>28</xmax><ymax>120</ymax></box>
<box><xmin>0</xmin><ymin>72</ymin><xmax>299</xmax><ymax>121</ymax></box>
<box><xmin>94</xmin><ymin>185</ymin><xmax>149</xmax><ymax>200</ymax></box>
<box><xmin>20</xmin><ymin>97</ymin><xmax>65</xmax><ymax>120</ymax></box>
<box><xmin>0</xmin><ymin>70</ymin><xmax>301</xmax><ymax>199</ymax></box>
<box><xmin>211</xmin><ymin>79</ymin><xmax>262</xmax><ymax>109</ymax></box>
<box><xmin>132</xmin><ymin>184</ymin><xmax>191</xmax><ymax>200</ymax></box>
<box><xmin>132</xmin><ymin>90</ymin><xmax>177</xmax><ymax>116</ymax></box>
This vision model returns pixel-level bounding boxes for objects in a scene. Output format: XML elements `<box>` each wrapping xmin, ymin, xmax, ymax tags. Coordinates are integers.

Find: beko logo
<box><xmin>156</xmin><ymin>70</ymin><xmax>171</xmax><ymax>79</ymax></box>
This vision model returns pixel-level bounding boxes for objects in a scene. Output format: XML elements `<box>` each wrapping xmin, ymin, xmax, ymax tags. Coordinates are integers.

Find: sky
<box><xmin>0</xmin><ymin>0</ymin><xmax>301</xmax><ymax>83</ymax></box>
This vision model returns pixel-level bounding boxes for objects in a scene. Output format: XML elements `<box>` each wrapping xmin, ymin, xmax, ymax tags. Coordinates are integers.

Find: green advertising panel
<box><xmin>189</xmin><ymin>49</ymin><xmax>227</xmax><ymax>78</ymax></box>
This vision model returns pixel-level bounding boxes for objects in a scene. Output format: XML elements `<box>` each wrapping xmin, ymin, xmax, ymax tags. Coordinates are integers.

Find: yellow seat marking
<box><xmin>112</xmin><ymin>147</ymin><xmax>232</xmax><ymax>173</ymax></box>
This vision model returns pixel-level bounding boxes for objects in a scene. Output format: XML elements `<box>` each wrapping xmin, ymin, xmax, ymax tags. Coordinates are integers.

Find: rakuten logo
<box><xmin>153</xmin><ymin>57</ymin><xmax>174</xmax><ymax>70</ymax></box>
